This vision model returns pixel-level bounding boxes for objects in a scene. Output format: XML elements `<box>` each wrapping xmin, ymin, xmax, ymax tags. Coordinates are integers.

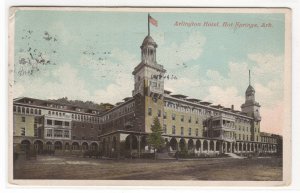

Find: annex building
<box><xmin>13</xmin><ymin>31</ymin><xmax>281</xmax><ymax>158</ymax></box>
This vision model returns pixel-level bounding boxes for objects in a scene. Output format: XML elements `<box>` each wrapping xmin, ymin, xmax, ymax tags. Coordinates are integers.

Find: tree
<box><xmin>147</xmin><ymin>117</ymin><xmax>165</xmax><ymax>159</ymax></box>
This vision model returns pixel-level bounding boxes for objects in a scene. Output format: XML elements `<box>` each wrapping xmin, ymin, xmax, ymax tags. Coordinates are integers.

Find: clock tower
<box><xmin>132</xmin><ymin>35</ymin><xmax>166</xmax><ymax>97</ymax></box>
<box><xmin>132</xmin><ymin>15</ymin><xmax>166</xmax><ymax>133</ymax></box>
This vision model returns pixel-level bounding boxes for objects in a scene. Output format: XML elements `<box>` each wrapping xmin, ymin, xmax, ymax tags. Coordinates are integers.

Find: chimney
<box><xmin>231</xmin><ymin>105</ymin><xmax>234</xmax><ymax>110</ymax></box>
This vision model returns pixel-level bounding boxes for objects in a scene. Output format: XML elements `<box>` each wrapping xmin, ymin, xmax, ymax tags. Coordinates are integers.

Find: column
<box><xmin>237</xmin><ymin>142</ymin><xmax>240</xmax><ymax>153</ymax></box>
<box><xmin>213</xmin><ymin>140</ymin><xmax>217</xmax><ymax>153</ymax></box>
<box><xmin>207</xmin><ymin>140</ymin><xmax>210</xmax><ymax>153</ymax></box>
<box><xmin>200</xmin><ymin>139</ymin><xmax>203</xmax><ymax>154</ymax></box>
<box><xmin>230</xmin><ymin>142</ymin><xmax>233</xmax><ymax>153</ymax></box>
<box><xmin>225</xmin><ymin>142</ymin><xmax>228</xmax><ymax>153</ymax></box>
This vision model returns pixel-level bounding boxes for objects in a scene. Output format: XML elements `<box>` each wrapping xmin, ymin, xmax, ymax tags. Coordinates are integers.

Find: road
<box><xmin>14</xmin><ymin>155</ymin><xmax>282</xmax><ymax>181</ymax></box>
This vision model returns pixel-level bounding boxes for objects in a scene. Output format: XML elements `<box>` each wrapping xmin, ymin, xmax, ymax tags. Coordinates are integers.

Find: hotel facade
<box><xmin>13</xmin><ymin>32</ymin><xmax>281</xmax><ymax>158</ymax></box>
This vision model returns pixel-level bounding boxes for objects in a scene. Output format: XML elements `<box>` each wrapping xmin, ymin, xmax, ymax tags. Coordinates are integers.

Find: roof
<box><xmin>123</xmin><ymin>97</ymin><xmax>133</xmax><ymax>102</ymax></box>
<box><xmin>186</xmin><ymin>98</ymin><xmax>201</xmax><ymax>103</ymax></box>
<box><xmin>199</xmin><ymin>101</ymin><xmax>212</xmax><ymax>105</ymax></box>
<box><xmin>164</xmin><ymin>90</ymin><xmax>172</xmax><ymax>94</ymax></box>
<box><xmin>142</xmin><ymin>35</ymin><xmax>157</xmax><ymax>46</ymax></box>
<box><xmin>171</xmin><ymin>94</ymin><xmax>188</xmax><ymax>99</ymax></box>
<box><xmin>246</xmin><ymin>85</ymin><xmax>255</xmax><ymax>93</ymax></box>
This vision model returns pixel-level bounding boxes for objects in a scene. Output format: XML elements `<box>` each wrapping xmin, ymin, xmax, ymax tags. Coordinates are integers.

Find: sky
<box><xmin>13</xmin><ymin>9</ymin><xmax>285</xmax><ymax>135</ymax></box>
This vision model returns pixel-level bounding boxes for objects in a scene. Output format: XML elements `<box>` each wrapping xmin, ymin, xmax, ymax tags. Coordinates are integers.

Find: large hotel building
<box><xmin>13</xmin><ymin>30</ymin><xmax>281</xmax><ymax>158</ymax></box>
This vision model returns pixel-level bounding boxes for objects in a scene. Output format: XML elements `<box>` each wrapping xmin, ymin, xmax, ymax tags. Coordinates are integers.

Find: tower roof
<box><xmin>142</xmin><ymin>35</ymin><xmax>157</xmax><ymax>46</ymax></box>
<box><xmin>246</xmin><ymin>85</ymin><xmax>255</xmax><ymax>93</ymax></box>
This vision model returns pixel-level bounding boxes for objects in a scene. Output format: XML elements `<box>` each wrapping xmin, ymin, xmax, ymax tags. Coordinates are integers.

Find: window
<box><xmin>46</xmin><ymin>129</ymin><xmax>52</xmax><ymax>137</ymax></box>
<box><xmin>163</xmin><ymin>124</ymin><xmax>167</xmax><ymax>134</ymax></box>
<box><xmin>65</xmin><ymin>122</ymin><xmax>70</xmax><ymax>127</ymax></box>
<box><xmin>181</xmin><ymin>115</ymin><xmax>184</xmax><ymax>122</ymax></box>
<box><xmin>196</xmin><ymin>118</ymin><xmax>199</xmax><ymax>124</ymax></box>
<box><xmin>30</xmin><ymin>108</ymin><xmax>33</xmax><ymax>114</ymax></box>
<box><xmin>64</xmin><ymin>131</ymin><xmax>69</xmax><ymax>138</ymax></box>
<box><xmin>148</xmin><ymin>107</ymin><xmax>152</xmax><ymax>116</ymax></box>
<box><xmin>48</xmin><ymin>111</ymin><xmax>51</xmax><ymax>115</ymax></box>
<box><xmin>13</xmin><ymin>106</ymin><xmax>16</xmax><ymax>112</ymax></box>
<box><xmin>243</xmin><ymin>134</ymin><xmax>245</xmax><ymax>140</ymax></box>
<box><xmin>172</xmin><ymin>125</ymin><xmax>176</xmax><ymax>134</ymax></box>
<box><xmin>195</xmin><ymin>128</ymin><xmax>199</xmax><ymax>136</ymax></box>
<box><xmin>158</xmin><ymin>110</ymin><xmax>161</xmax><ymax>117</ymax></box>
<box><xmin>247</xmin><ymin>135</ymin><xmax>248</xmax><ymax>141</ymax></box>
<box><xmin>239</xmin><ymin>134</ymin><xmax>241</xmax><ymax>140</ymax></box>
<box><xmin>172</xmin><ymin>114</ymin><xmax>176</xmax><ymax>120</ymax></box>
<box><xmin>188</xmin><ymin>128</ymin><xmax>192</xmax><ymax>136</ymax></box>
<box><xmin>54</xmin><ymin>120</ymin><xmax>63</xmax><ymax>126</ymax></box>
<box><xmin>47</xmin><ymin>119</ymin><xmax>52</xmax><ymax>125</ymax></box>
<box><xmin>34</xmin><ymin>109</ymin><xmax>37</xmax><ymax>114</ymax></box>
<box><xmin>21</xmin><ymin>117</ymin><xmax>26</xmax><ymax>122</ymax></box>
<box><xmin>34</xmin><ymin>128</ymin><xmax>38</xmax><ymax>137</ymax></box>
<box><xmin>188</xmin><ymin>117</ymin><xmax>191</xmax><ymax>123</ymax></box>
<box><xmin>181</xmin><ymin>127</ymin><xmax>184</xmax><ymax>136</ymax></box>
<box><xmin>163</xmin><ymin>112</ymin><xmax>167</xmax><ymax>119</ymax></box>
<box><xmin>54</xmin><ymin>130</ymin><xmax>63</xmax><ymax>137</ymax></box>
<box><xmin>21</xmin><ymin>127</ymin><xmax>25</xmax><ymax>136</ymax></box>
<box><xmin>26</xmin><ymin>108</ymin><xmax>29</xmax><ymax>114</ymax></box>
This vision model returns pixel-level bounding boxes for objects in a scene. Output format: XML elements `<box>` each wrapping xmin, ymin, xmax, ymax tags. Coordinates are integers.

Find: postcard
<box><xmin>8</xmin><ymin>7</ymin><xmax>291</xmax><ymax>186</ymax></box>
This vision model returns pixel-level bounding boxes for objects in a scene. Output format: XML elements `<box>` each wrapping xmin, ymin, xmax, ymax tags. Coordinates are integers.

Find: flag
<box><xmin>149</xmin><ymin>15</ymin><xmax>158</xmax><ymax>27</ymax></box>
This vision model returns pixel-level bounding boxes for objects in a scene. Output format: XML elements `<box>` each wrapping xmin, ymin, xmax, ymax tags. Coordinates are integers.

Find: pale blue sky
<box><xmin>13</xmin><ymin>10</ymin><xmax>285</xmax><ymax>133</ymax></box>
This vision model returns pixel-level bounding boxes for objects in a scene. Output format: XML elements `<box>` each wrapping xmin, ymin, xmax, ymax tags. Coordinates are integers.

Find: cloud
<box><xmin>14</xmin><ymin>63</ymin><xmax>90</xmax><ymax>100</ymax></box>
<box><xmin>92</xmin><ymin>73</ymin><xmax>133</xmax><ymax>104</ymax></box>
<box><xmin>204</xmin><ymin>86</ymin><xmax>244</xmax><ymax>108</ymax></box>
<box><xmin>157</xmin><ymin>31</ymin><xmax>206</xmax><ymax>69</ymax></box>
<box><xmin>79</xmin><ymin>48</ymin><xmax>139</xmax><ymax>82</ymax></box>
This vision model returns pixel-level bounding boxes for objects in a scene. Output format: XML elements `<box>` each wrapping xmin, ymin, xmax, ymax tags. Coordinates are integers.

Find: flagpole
<box><xmin>148</xmin><ymin>13</ymin><xmax>150</xmax><ymax>36</ymax></box>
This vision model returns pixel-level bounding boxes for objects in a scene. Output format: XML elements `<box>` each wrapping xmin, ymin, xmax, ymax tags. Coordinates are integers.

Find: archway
<box><xmin>203</xmin><ymin>140</ymin><xmax>208</xmax><ymax>151</ymax></box>
<box><xmin>34</xmin><ymin>140</ymin><xmax>43</xmax><ymax>153</ymax></box>
<box><xmin>54</xmin><ymin>141</ymin><xmax>62</xmax><ymax>150</ymax></box>
<box><xmin>210</xmin><ymin>140</ymin><xmax>214</xmax><ymax>152</ymax></box>
<box><xmin>216</xmin><ymin>141</ymin><xmax>221</xmax><ymax>152</ymax></box>
<box><xmin>195</xmin><ymin>140</ymin><xmax>201</xmax><ymax>151</ymax></box>
<box><xmin>227</xmin><ymin>142</ymin><xmax>230</xmax><ymax>152</ymax></box>
<box><xmin>247</xmin><ymin>143</ymin><xmax>250</xmax><ymax>152</ymax></box>
<box><xmin>46</xmin><ymin>141</ymin><xmax>52</xmax><ymax>151</ymax></box>
<box><xmin>125</xmin><ymin>135</ymin><xmax>138</xmax><ymax>150</ymax></box>
<box><xmin>82</xmin><ymin>142</ymin><xmax>89</xmax><ymax>151</ymax></box>
<box><xmin>72</xmin><ymin>142</ymin><xmax>80</xmax><ymax>150</ymax></box>
<box><xmin>187</xmin><ymin>139</ymin><xmax>194</xmax><ymax>150</ymax></box>
<box><xmin>169</xmin><ymin>138</ymin><xmax>178</xmax><ymax>151</ymax></box>
<box><xmin>65</xmin><ymin>142</ymin><xmax>70</xmax><ymax>150</ymax></box>
<box><xmin>239</xmin><ymin>143</ymin><xmax>243</xmax><ymax>152</ymax></box>
<box><xmin>179</xmin><ymin>138</ymin><xmax>186</xmax><ymax>151</ymax></box>
<box><xmin>90</xmin><ymin>142</ymin><xmax>98</xmax><ymax>151</ymax></box>
<box><xmin>21</xmin><ymin>140</ymin><xmax>31</xmax><ymax>152</ymax></box>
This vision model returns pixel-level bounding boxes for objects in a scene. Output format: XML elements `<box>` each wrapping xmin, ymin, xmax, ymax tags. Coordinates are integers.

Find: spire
<box><xmin>148</xmin><ymin>13</ymin><xmax>150</xmax><ymax>36</ymax></box>
<box><xmin>249</xmin><ymin>70</ymin><xmax>251</xmax><ymax>86</ymax></box>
